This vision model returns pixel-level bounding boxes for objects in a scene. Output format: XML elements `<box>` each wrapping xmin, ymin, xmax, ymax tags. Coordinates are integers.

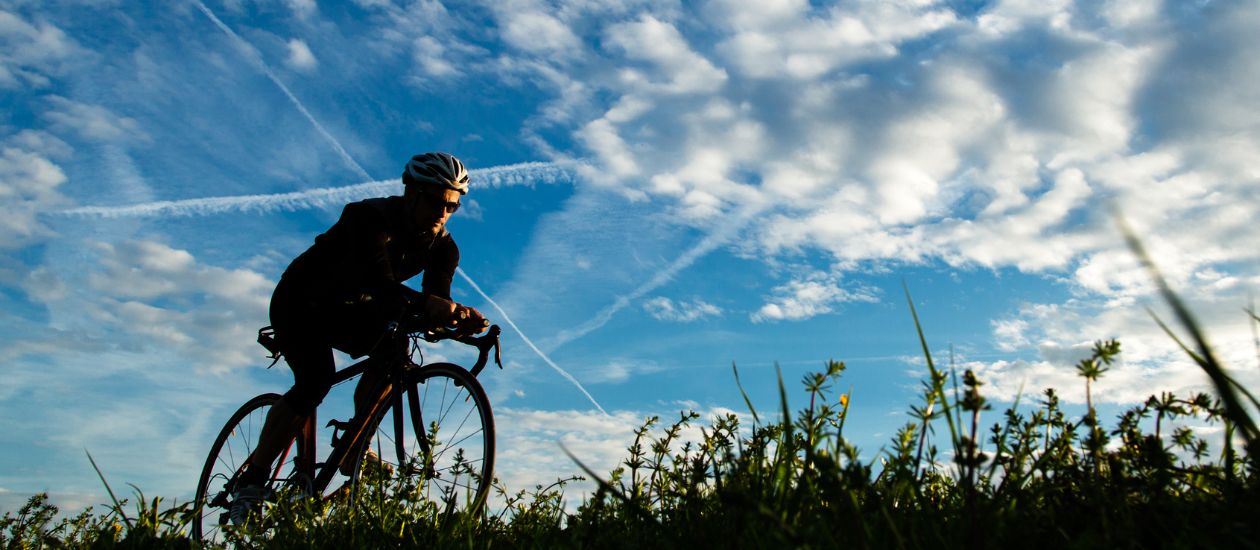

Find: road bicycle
<box><xmin>191</xmin><ymin>318</ymin><xmax>503</xmax><ymax>543</ymax></box>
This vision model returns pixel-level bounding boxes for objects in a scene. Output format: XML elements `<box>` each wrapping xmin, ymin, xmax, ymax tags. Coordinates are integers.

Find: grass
<box><xmin>4</xmin><ymin>242</ymin><xmax>1258</xmax><ymax>548</ymax></box>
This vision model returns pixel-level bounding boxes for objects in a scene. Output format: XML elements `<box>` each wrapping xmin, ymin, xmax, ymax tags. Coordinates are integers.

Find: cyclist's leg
<box><xmin>239</xmin><ymin>326</ymin><xmax>336</xmax><ymax>487</ymax></box>
<box><xmin>336</xmin><ymin>363</ymin><xmax>389</xmax><ymax>478</ymax></box>
<box><xmin>338</xmin><ymin>338</ymin><xmax>406</xmax><ymax>478</ymax></box>
<box><xmin>352</xmin><ymin>365</ymin><xmax>386</xmax><ymax>426</ymax></box>
<box><xmin>230</xmin><ymin>346</ymin><xmax>331</xmax><ymax>525</ymax></box>
<box><xmin>238</xmin><ymin>396</ymin><xmax>301</xmax><ymax>487</ymax></box>
<box><xmin>350</xmin><ymin>337</ymin><xmax>406</xmax><ymax>424</ymax></box>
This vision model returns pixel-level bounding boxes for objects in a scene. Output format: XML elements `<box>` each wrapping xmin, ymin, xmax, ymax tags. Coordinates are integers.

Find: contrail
<box><xmin>457</xmin><ymin>269</ymin><xmax>608</xmax><ymax>416</ymax></box>
<box><xmin>194</xmin><ymin>0</ymin><xmax>371</xmax><ymax>181</ymax></box>
<box><xmin>548</xmin><ymin>204</ymin><xmax>764</xmax><ymax>350</ymax></box>
<box><xmin>474</xmin><ymin>161</ymin><xmax>580</xmax><ymax>188</ymax></box>
<box><xmin>61</xmin><ymin>162</ymin><xmax>575</xmax><ymax>218</ymax></box>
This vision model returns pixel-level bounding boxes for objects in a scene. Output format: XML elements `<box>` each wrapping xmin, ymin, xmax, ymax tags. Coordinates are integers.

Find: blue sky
<box><xmin>3</xmin><ymin>0</ymin><xmax>1260</xmax><ymax>514</ymax></box>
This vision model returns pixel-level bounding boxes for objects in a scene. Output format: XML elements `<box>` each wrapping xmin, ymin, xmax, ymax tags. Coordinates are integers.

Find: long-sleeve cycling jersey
<box><xmin>273</xmin><ymin>195</ymin><xmax>459</xmax><ymax>358</ymax></box>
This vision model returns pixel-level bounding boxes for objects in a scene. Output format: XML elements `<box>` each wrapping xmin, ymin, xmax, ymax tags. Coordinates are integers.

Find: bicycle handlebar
<box><xmin>419</xmin><ymin>323</ymin><xmax>503</xmax><ymax>378</ymax></box>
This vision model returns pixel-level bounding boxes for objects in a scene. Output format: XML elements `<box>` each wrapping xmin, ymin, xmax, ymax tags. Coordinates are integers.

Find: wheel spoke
<box><xmin>354</xmin><ymin>364</ymin><xmax>493</xmax><ymax>515</ymax></box>
<box><xmin>430</xmin><ymin>408</ymin><xmax>480</xmax><ymax>465</ymax></box>
<box><xmin>442</xmin><ymin>426</ymin><xmax>484</xmax><ymax>452</ymax></box>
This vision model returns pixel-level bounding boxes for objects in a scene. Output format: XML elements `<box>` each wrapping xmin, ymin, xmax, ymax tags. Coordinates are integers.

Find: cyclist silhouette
<box><xmin>232</xmin><ymin>152</ymin><xmax>487</xmax><ymax>518</ymax></box>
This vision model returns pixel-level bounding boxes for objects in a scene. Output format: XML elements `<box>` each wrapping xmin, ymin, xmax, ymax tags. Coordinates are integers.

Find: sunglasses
<box><xmin>418</xmin><ymin>192</ymin><xmax>461</xmax><ymax>214</ymax></box>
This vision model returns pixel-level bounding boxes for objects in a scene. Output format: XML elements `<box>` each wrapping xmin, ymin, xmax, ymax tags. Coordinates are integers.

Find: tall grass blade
<box><xmin>1120</xmin><ymin>219</ymin><xmax>1260</xmax><ymax>448</ymax></box>
<box><xmin>85</xmin><ymin>449</ymin><xmax>132</xmax><ymax>529</ymax></box>
<box><xmin>1149</xmin><ymin>313</ymin><xmax>1260</xmax><ymax>422</ymax></box>
<box><xmin>774</xmin><ymin>363</ymin><xmax>794</xmax><ymax>512</ymax></box>
<box><xmin>1247</xmin><ymin>300</ymin><xmax>1260</xmax><ymax>369</ymax></box>
<box><xmin>732</xmin><ymin>362</ymin><xmax>761</xmax><ymax>426</ymax></box>
<box><xmin>902</xmin><ymin>282</ymin><xmax>961</xmax><ymax>468</ymax></box>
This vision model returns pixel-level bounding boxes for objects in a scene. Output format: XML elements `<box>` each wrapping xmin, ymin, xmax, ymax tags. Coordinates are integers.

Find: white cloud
<box><xmin>285</xmin><ymin>0</ymin><xmax>318</xmax><ymax>19</ymax></box>
<box><xmin>501</xmin><ymin>11</ymin><xmax>581</xmax><ymax>55</ymax></box>
<box><xmin>0</xmin><ymin>132</ymin><xmax>70</xmax><ymax>249</ymax></box>
<box><xmin>643</xmin><ymin>296</ymin><xmax>722</xmax><ymax>322</ymax></box>
<box><xmin>547</xmin><ymin>1</ymin><xmax>1258</xmax><ymax>327</ymax></box>
<box><xmin>709</xmin><ymin>0</ymin><xmax>957</xmax><ymax>79</ymax></box>
<box><xmin>285</xmin><ymin>38</ymin><xmax>317</xmax><ymax>71</ymax></box>
<box><xmin>0</xmin><ymin>9</ymin><xmax>83</xmax><ymax>89</ymax></box>
<box><xmin>752</xmin><ymin>271</ymin><xmax>879</xmax><ymax>322</ymax></box>
<box><xmin>493</xmin><ymin>407</ymin><xmax>649</xmax><ymax>502</ymax></box>
<box><xmin>605</xmin><ymin>15</ymin><xmax>727</xmax><ymax>94</ymax></box>
<box><xmin>348</xmin><ymin>0</ymin><xmax>493</xmax><ymax>87</ymax></box>
<box><xmin>43</xmin><ymin>96</ymin><xmax>150</xmax><ymax>143</ymax></box>
<box><xmin>703</xmin><ymin>0</ymin><xmax>808</xmax><ymax>30</ymax></box>
<box><xmin>73</xmin><ymin>240</ymin><xmax>273</xmax><ymax>373</ymax></box>
<box><xmin>975</xmin><ymin>290</ymin><xmax>1260</xmax><ymax>405</ymax></box>
<box><xmin>2</xmin><ymin>235</ymin><xmax>280</xmax><ymax>509</ymax></box>
<box><xmin>992</xmin><ymin>318</ymin><xmax>1030</xmax><ymax>352</ymax></box>
<box><xmin>1101</xmin><ymin>0</ymin><xmax>1161</xmax><ymax>28</ymax></box>
<box><xmin>411</xmin><ymin>35</ymin><xmax>457</xmax><ymax>78</ymax></box>
<box><xmin>574</xmin><ymin>118</ymin><xmax>641</xmax><ymax>187</ymax></box>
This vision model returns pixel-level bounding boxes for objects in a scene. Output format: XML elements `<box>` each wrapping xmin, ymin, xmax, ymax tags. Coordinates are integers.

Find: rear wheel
<box><xmin>191</xmin><ymin>393</ymin><xmax>306</xmax><ymax>543</ymax></box>
<box><xmin>355</xmin><ymin>363</ymin><xmax>495</xmax><ymax>516</ymax></box>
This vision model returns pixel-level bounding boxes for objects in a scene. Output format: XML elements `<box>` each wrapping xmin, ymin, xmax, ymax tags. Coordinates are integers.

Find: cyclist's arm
<box><xmin>418</xmin><ymin>237</ymin><xmax>485</xmax><ymax>334</ymax></box>
<box><xmin>396</xmin><ymin>285</ymin><xmax>452</xmax><ymax>328</ymax></box>
<box><xmin>420</xmin><ymin>233</ymin><xmax>458</xmax><ymax>300</ymax></box>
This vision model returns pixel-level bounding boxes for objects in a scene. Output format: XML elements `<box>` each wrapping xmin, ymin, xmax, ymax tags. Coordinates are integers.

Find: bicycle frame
<box><xmin>261</xmin><ymin>325</ymin><xmax>503</xmax><ymax>499</ymax></box>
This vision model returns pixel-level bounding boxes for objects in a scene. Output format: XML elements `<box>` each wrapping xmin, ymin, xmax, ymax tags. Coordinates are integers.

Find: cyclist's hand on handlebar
<box><xmin>422</xmin><ymin>295</ymin><xmax>487</xmax><ymax>335</ymax></box>
<box><xmin>424</xmin><ymin>294</ymin><xmax>457</xmax><ymax>322</ymax></box>
<box><xmin>453</xmin><ymin>305</ymin><xmax>488</xmax><ymax>335</ymax></box>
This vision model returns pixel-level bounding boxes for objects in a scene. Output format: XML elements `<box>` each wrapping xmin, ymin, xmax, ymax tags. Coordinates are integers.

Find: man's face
<box><xmin>407</xmin><ymin>186</ymin><xmax>462</xmax><ymax>235</ymax></box>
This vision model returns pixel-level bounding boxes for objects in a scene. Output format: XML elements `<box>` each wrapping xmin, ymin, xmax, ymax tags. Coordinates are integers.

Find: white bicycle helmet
<box><xmin>403</xmin><ymin>152</ymin><xmax>470</xmax><ymax>195</ymax></box>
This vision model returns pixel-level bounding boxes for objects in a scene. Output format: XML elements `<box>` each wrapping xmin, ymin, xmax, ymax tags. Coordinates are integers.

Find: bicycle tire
<box><xmin>353</xmin><ymin>363</ymin><xmax>496</xmax><ymax>516</ymax></box>
<box><xmin>191</xmin><ymin>393</ymin><xmax>306</xmax><ymax>543</ymax></box>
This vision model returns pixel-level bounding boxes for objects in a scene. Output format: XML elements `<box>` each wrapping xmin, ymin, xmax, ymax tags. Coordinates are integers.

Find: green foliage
<box><xmin>6</xmin><ymin>284</ymin><xmax>1259</xmax><ymax>548</ymax></box>
<box><xmin>0</xmin><ymin>489</ymin><xmax>194</xmax><ymax>549</ymax></box>
<box><xmin>11</xmin><ymin>346</ymin><xmax>1255</xmax><ymax>549</ymax></box>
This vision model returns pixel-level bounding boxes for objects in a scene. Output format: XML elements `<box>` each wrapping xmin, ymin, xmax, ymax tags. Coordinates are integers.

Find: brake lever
<box><xmin>491</xmin><ymin>326</ymin><xmax>503</xmax><ymax>369</ymax></box>
<box><xmin>464</xmin><ymin>325</ymin><xmax>502</xmax><ymax>377</ymax></box>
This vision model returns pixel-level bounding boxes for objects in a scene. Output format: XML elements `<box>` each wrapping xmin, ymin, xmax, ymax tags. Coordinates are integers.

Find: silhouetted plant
<box><xmin>6</xmin><ymin>237</ymin><xmax>1258</xmax><ymax>547</ymax></box>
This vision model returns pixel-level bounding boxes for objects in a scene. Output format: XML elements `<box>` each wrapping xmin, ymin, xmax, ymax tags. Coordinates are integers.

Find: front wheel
<box><xmin>355</xmin><ymin>363</ymin><xmax>495</xmax><ymax>516</ymax></box>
